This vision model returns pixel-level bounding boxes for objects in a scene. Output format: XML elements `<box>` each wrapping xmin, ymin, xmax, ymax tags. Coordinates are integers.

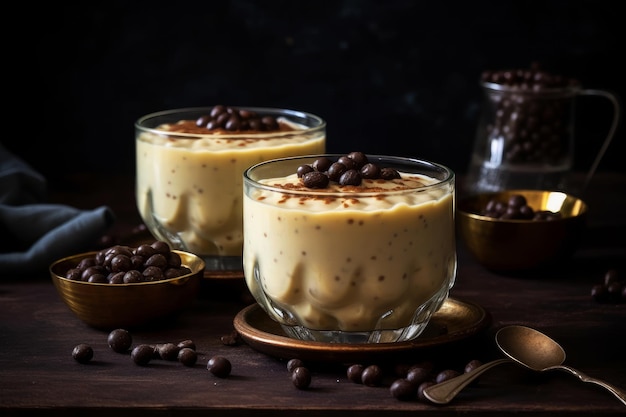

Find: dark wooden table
<box><xmin>1</xmin><ymin>173</ymin><xmax>625</xmax><ymax>416</ymax></box>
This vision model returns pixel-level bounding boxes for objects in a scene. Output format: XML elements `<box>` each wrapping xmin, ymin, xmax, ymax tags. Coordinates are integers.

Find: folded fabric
<box><xmin>0</xmin><ymin>142</ymin><xmax>115</xmax><ymax>276</ymax></box>
<box><xmin>0</xmin><ymin>143</ymin><xmax>46</xmax><ymax>206</ymax></box>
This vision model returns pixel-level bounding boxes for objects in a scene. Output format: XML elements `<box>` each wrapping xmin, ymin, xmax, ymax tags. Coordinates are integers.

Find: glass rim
<box><xmin>135</xmin><ymin>106</ymin><xmax>327</xmax><ymax>139</ymax></box>
<box><xmin>244</xmin><ymin>154</ymin><xmax>455</xmax><ymax>198</ymax></box>
<box><xmin>481</xmin><ymin>81</ymin><xmax>581</xmax><ymax>97</ymax></box>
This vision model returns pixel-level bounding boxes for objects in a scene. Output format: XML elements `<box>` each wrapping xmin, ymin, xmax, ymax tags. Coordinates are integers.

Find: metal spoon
<box><xmin>422</xmin><ymin>357</ymin><xmax>512</xmax><ymax>404</ymax></box>
<box><xmin>424</xmin><ymin>325</ymin><xmax>626</xmax><ymax>405</ymax></box>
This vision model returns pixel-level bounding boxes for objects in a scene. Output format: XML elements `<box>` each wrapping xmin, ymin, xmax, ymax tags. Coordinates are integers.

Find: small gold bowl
<box><xmin>50</xmin><ymin>250</ymin><xmax>205</xmax><ymax>330</ymax></box>
<box><xmin>457</xmin><ymin>190</ymin><xmax>588</xmax><ymax>272</ymax></box>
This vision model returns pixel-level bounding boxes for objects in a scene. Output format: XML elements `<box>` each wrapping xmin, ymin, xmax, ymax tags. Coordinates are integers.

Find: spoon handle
<box><xmin>423</xmin><ymin>358</ymin><xmax>511</xmax><ymax>404</ymax></box>
<box><xmin>551</xmin><ymin>365</ymin><xmax>626</xmax><ymax>406</ymax></box>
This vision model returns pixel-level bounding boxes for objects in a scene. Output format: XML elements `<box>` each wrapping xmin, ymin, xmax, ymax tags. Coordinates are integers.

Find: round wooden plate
<box><xmin>233</xmin><ymin>298</ymin><xmax>491</xmax><ymax>363</ymax></box>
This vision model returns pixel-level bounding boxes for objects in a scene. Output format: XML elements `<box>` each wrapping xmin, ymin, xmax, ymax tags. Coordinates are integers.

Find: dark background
<box><xmin>6</xmin><ymin>0</ymin><xmax>625</xmax><ymax>185</ymax></box>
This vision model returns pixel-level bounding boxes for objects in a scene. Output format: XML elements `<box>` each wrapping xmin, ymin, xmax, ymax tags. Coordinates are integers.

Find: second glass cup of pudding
<box><xmin>243</xmin><ymin>153</ymin><xmax>457</xmax><ymax>343</ymax></box>
<box><xmin>136</xmin><ymin>106</ymin><xmax>326</xmax><ymax>274</ymax></box>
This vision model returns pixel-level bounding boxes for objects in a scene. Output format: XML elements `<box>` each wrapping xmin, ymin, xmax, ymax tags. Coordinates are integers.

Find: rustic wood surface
<box><xmin>1</xmin><ymin>173</ymin><xmax>624</xmax><ymax>416</ymax></box>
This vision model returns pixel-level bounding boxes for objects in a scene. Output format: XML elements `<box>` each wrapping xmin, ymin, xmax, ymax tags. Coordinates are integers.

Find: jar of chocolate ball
<box><xmin>464</xmin><ymin>66</ymin><xmax>620</xmax><ymax>196</ymax></box>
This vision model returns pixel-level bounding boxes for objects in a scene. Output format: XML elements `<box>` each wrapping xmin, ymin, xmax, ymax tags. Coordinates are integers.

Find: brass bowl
<box><xmin>457</xmin><ymin>190</ymin><xmax>588</xmax><ymax>272</ymax></box>
<box><xmin>50</xmin><ymin>250</ymin><xmax>205</xmax><ymax>330</ymax></box>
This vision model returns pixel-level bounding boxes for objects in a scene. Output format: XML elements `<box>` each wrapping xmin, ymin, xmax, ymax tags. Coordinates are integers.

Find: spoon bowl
<box><xmin>495</xmin><ymin>325</ymin><xmax>566</xmax><ymax>370</ymax></box>
<box><xmin>424</xmin><ymin>325</ymin><xmax>626</xmax><ymax>405</ymax></box>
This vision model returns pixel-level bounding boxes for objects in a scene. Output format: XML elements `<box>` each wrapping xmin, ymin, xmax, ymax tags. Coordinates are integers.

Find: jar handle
<box><xmin>578</xmin><ymin>89</ymin><xmax>621</xmax><ymax>193</ymax></box>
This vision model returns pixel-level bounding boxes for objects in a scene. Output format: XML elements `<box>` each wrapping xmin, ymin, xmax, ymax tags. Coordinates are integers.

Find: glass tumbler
<box><xmin>136</xmin><ymin>107</ymin><xmax>326</xmax><ymax>275</ymax></box>
<box><xmin>243</xmin><ymin>154</ymin><xmax>457</xmax><ymax>343</ymax></box>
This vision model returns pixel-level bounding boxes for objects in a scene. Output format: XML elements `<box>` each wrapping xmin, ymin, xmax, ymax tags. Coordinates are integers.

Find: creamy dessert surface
<box><xmin>144</xmin><ymin>118</ymin><xmax>316</xmax><ymax>151</ymax></box>
<box><xmin>243</xmin><ymin>170</ymin><xmax>456</xmax><ymax>332</ymax></box>
<box><xmin>254</xmin><ymin>172</ymin><xmax>447</xmax><ymax>211</ymax></box>
<box><xmin>136</xmin><ymin>117</ymin><xmax>325</xmax><ymax>257</ymax></box>
<box><xmin>159</xmin><ymin>117</ymin><xmax>300</xmax><ymax>134</ymax></box>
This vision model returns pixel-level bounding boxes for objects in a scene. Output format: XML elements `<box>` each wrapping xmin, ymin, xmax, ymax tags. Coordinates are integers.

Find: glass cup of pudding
<box><xmin>242</xmin><ymin>152</ymin><xmax>457</xmax><ymax>343</ymax></box>
<box><xmin>135</xmin><ymin>106</ymin><xmax>326</xmax><ymax>275</ymax></box>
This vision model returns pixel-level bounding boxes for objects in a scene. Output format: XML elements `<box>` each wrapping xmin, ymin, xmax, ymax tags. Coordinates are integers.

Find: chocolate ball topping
<box><xmin>296</xmin><ymin>152</ymin><xmax>401</xmax><ymax>189</ymax></box>
<box><xmin>302</xmin><ymin>171</ymin><xmax>330</xmax><ymax>189</ymax></box>
<box><xmin>195</xmin><ymin>105</ymin><xmax>280</xmax><ymax>132</ymax></box>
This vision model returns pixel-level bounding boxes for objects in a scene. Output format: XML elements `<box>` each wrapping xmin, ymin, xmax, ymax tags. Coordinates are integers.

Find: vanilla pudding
<box><xmin>243</xmin><ymin>154</ymin><xmax>456</xmax><ymax>343</ymax></box>
<box><xmin>136</xmin><ymin>107</ymin><xmax>326</xmax><ymax>271</ymax></box>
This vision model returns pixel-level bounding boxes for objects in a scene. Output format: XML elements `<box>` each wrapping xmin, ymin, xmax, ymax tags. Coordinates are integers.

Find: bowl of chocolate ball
<box><xmin>457</xmin><ymin>190</ymin><xmax>588</xmax><ymax>272</ymax></box>
<box><xmin>50</xmin><ymin>240</ymin><xmax>205</xmax><ymax>329</ymax></box>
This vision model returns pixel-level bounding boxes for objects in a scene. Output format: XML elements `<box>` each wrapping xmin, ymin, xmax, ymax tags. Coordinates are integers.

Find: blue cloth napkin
<box><xmin>0</xmin><ymin>143</ymin><xmax>115</xmax><ymax>276</ymax></box>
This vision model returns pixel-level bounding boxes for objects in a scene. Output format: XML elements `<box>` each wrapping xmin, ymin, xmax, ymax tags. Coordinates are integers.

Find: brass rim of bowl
<box><xmin>458</xmin><ymin>190</ymin><xmax>588</xmax><ymax>222</ymax></box>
